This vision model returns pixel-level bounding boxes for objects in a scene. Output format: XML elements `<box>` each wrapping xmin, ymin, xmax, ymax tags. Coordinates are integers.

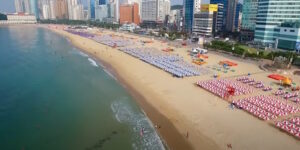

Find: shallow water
<box><xmin>0</xmin><ymin>26</ymin><xmax>164</xmax><ymax>150</ymax></box>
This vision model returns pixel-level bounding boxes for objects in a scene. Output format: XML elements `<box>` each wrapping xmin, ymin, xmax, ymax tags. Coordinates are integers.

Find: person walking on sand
<box><xmin>186</xmin><ymin>131</ymin><xmax>189</xmax><ymax>138</ymax></box>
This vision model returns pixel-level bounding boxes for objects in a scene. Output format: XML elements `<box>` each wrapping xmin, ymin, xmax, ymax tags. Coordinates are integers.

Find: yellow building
<box><xmin>200</xmin><ymin>4</ymin><xmax>218</xmax><ymax>12</ymax></box>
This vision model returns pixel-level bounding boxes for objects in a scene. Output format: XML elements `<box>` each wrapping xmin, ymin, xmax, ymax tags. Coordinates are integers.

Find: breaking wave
<box><xmin>88</xmin><ymin>58</ymin><xmax>98</xmax><ymax>67</ymax></box>
<box><xmin>111</xmin><ymin>98</ymin><xmax>165</xmax><ymax>150</ymax></box>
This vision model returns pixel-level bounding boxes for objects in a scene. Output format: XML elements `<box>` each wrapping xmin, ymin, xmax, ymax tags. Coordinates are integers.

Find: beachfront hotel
<box><xmin>254</xmin><ymin>0</ymin><xmax>300</xmax><ymax>48</ymax></box>
<box><xmin>0</xmin><ymin>13</ymin><xmax>37</xmax><ymax>24</ymax></box>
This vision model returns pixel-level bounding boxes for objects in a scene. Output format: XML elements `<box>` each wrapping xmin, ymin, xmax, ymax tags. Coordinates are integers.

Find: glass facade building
<box><xmin>254</xmin><ymin>0</ymin><xmax>300</xmax><ymax>47</ymax></box>
<box><xmin>88</xmin><ymin>0</ymin><xmax>96</xmax><ymax>19</ymax></box>
<box><xmin>234</xmin><ymin>3</ymin><xmax>242</xmax><ymax>30</ymax></box>
<box><xmin>99</xmin><ymin>0</ymin><xmax>106</xmax><ymax>5</ymax></box>
<box><xmin>29</xmin><ymin>0</ymin><xmax>38</xmax><ymax>19</ymax></box>
<box><xmin>241</xmin><ymin>0</ymin><xmax>258</xmax><ymax>30</ymax></box>
<box><xmin>183</xmin><ymin>0</ymin><xmax>194</xmax><ymax>32</ymax></box>
<box><xmin>210</xmin><ymin>0</ymin><xmax>228</xmax><ymax>30</ymax></box>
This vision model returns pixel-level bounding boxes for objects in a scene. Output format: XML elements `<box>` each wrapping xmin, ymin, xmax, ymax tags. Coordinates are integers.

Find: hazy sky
<box><xmin>0</xmin><ymin>0</ymin><xmax>189</xmax><ymax>13</ymax></box>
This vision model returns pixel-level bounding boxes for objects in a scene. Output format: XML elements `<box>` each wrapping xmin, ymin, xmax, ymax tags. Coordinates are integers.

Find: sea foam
<box><xmin>111</xmin><ymin>98</ymin><xmax>165</xmax><ymax>150</ymax></box>
<box><xmin>88</xmin><ymin>58</ymin><xmax>98</xmax><ymax>67</ymax></box>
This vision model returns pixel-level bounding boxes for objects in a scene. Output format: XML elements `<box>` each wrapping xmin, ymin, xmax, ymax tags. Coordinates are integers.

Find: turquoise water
<box><xmin>0</xmin><ymin>26</ymin><xmax>164</xmax><ymax>150</ymax></box>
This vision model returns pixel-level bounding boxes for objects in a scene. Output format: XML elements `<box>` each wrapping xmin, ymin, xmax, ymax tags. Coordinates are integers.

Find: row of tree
<box><xmin>204</xmin><ymin>40</ymin><xmax>300</xmax><ymax>65</ymax></box>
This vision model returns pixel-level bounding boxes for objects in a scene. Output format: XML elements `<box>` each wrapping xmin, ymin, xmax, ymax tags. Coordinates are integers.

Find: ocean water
<box><xmin>0</xmin><ymin>26</ymin><xmax>164</xmax><ymax>150</ymax></box>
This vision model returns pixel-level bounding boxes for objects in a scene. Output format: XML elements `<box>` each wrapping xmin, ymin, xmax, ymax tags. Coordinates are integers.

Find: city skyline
<box><xmin>0</xmin><ymin>0</ymin><xmax>186</xmax><ymax>13</ymax></box>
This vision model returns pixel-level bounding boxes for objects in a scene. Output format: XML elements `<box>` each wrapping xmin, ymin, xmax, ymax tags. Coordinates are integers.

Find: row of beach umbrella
<box><xmin>196</xmin><ymin>79</ymin><xmax>254</xmax><ymax>98</ymax></box>
<box><xmin>236</xmin><ymin>76</ymin><xmax>272</xmax><ymax>91</ymax></box>
<box><xmin>65</xmin><ymin>29</ymin><xmax>95</xmax><ymax>38</ymax></box>
<box><xmin>92</xmin><ymin>35</ymin><xmax>134</xmax><ymax>47</ymax></box>
<box><xmin>276</xmin><ymin>117</ymin><xmax>300</xmax><ymax>139</ymax></box>
<box><xmin>119</xmin><ymin>47</ymin><xmax>210</xmax><ymax>77</ymax></box>
<box><xmin>233</xmin><ymin>95</ymin><xmax>299</xmax><ymax>120</ymax></box>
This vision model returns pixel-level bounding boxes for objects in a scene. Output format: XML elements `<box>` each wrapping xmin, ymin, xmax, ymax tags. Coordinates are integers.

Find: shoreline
<box><xmin>46</xmin><ymin>26</ymin><xmax>194</xmax><ymax>149</ymax></box>
<box><xmin>42</xmin><ymin>24</ymin><xmax>300</xmax><ymax>150</ymax></box>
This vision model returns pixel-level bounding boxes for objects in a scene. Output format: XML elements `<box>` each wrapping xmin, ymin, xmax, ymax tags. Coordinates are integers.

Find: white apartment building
<box><xmin>0</xmin><ymin>13</ymin><xmax>37</xmax><ymax>24</ymax></box>
<box><xmin>141</xmin><ymin>0</ymin><xmax>170</xmax><ymax>22</ymax></box>
<box><xmin>42</xmin><ymin>4</ymin><xmax>50</xmax><ymax>19</ymax></box>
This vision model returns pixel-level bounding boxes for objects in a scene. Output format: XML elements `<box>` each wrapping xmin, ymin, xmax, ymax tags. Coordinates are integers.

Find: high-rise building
<box><xmin>99</xmin><ymin>0</ymin><xmax>106</xmax><ymax>5</ymax></box>
<box><xmin>23</xmin><ymin>0</ymin><xmax>31</xmax><ymax>14</ymax></box>
<box><xmin>42</xmin><ymin>4</ymin><xmax>50</xmax><ymax>19</ymax></box>
<box><xmin>240</xmin><ymin>0</ymin><xmax>257</xmax><ymax>41</ymax></box>
<box><xmin>225</xmin><ymin>0</ymin><xmax>238</xmax><ymax>32</ymax></box>
<box><xmin>241</xmin><ymin>0</ymin><xmax>257</xmax><ymax>31</ymax></box>
<box><xmin>141</xmin><ymin>0</ymin><xmax>157</xmax><ymax>21</ymax></box>
<box><xmin>67</xmin><ymin>0</ymin><xmax>84</xmax><ymax>20</ymax></box>
<box><xmin>88</xmin><ymin>0</ymin><xmax>96</xmax><ymax>19</ymax></box>
<box><xmin>254</xmin><ymin>0</ymin><xmax>300</xmax><ymax>48</ymax></box>
<box><xmin>49</xmin><ymin>0</ymin><xmax>56</xmax><ymax>19</ymax></box>
<box><xmin>95</xmin><ymin>4</ymin><xmax>108</xmax><ymax>21</ymax></box>
<box><xmin>193</xmin><ymin>4</ymin><xmax>218</xmax><ymax>37</ymax></box>
<box><xmin>15</xmin><ymin>0</ymin><xmax>37</xmax><ymax>16</ymax></box>
<box><xmin>164</xmin><ymin>0</ymin><xmax>171</xmax><ymax>17</ymax></box>
<box><xmin>214</xmin><ymin>3</ymin><xmax>224</xmax><ymax>33</ymax></box>
<box><xmin>141</xmin><ymin>0</ymin><xmax>170</xmax><ymax>22</ymax></box>
<box><xmin>55</xmin><ymin>0</ymin><xmax>69</xmax><ymax>19</ymax></box>
<box><xmin>106</xmin><ymin>0</ymin><xmax>120</xmax><ymax>23</ymax></box>
<box><xmin>234</xmin><ymin>2</ymin><xmax>242</xmax><ymax>31</ymax></box>
<box><xmin>194</xmin><ymin>0</ymin><xmax>202</xmax><ymax>13</ymax></box>
<box><xmin>29</xmin><ymin>0</ymin><xmax>39</xmax><ymax>18</ymax></box>
<box><xmin>210</xmin><ymin>0</ymin><xmax>228</xmax><ymax>30</ymax></box>
<box><xmin>15</xmin><ymin>0</ymin><xmax>24</xmax><ymax>13</ymax></box>
<box><xmin>119</xmin><ymin>3</ymin><xmax>140</xmax><ymax>25</ymax></box>
<box><xmin>183</xmin><ymin>0</ymin><xmax>194</xmax><ymax>32</ymax></box>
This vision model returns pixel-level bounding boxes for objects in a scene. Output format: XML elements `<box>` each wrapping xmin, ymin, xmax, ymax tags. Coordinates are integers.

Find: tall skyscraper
<box><xmin>120</xmin><ymin>3</ymin><xmax>140</xmax><ymax>25</ymax></box>
<box><xmin>29</xmin><ymin>0</ymin><xmax>39</xmax><ymax>18</ymax></box>
<box><xmin>225</xmin><ymin>0</ymin><xmax>238</xmax><ymax>32</ymax></box>
<box><xmin>210</xmin><ymin>0</ymin><xmax>228</xmax><ymax>30</ymax></box>
<box><xmin>49</xmin><ymin>0</ymin><xmax>56</xmax><ymax>19</ymax></box>
<box><xmin>114</xmin><ymin>0</ymin><xmax>119</xmax><ymax>22</ymax></box>
<box><xmin>215</xmin><ymin>3</ymin><xmax>224</xmax><ymax>33</ymax></box>
<box><xmin>42</xmin><ymin>4</ymin><xmax>50</xmax><ymax>19</ymax></box>
<box><xmin>88</xmin><ymin>0</ymin><xmax>96</xmax><ymax>19</ymax></box>
<box><xmin>15</xmin><ymin>0</ymin><xmax>24</xmax><ymax>13</ymax></box>
<box><xmin>55</xmin><ymin>0</ymin><xmax>69</xmax><ymax>19</ymax></box>
<box><xmin>234</xmin><ymin>3</ymin><xmax>242</xmax><ymax>31</ymax></box>
<box><xmin>14</xmin><ymin>0</ymin><xmax>39</xmax><ymax>18</ymax></box>
<box><xmin>240</xmin><ymin>0</ymin><xmax>257</xmax><ymax>41</ymax></box>
<box><xmin>67</xmin><ymin>0</ymin><xmax>84</xmax><ymax>20</ymax></box>
<box><xmin>23</xmin><ymin>0</ymin><xmax>31</xmax><ymax>14</ymax></box>
<box><xmin>254</xmin><ymin>0</ymin><xmax>300</xmax><ymax>47</ymax></box>
<box><xmin>241</xmin><ymin>0</ymin><xmax>257</xmax><ymax>31</ymax></box>
<box><xmin>141</xmin><ymin>0</ymin><xmax>170</xmax><ymax>22</ymax></box>
<box><xmin>95</xmin><ymin>4</ymin><xmax>108</xmax><ymax>21</ymax></box>
<box><xmin>141</xmin><ymin>0</ymin><xmax>157</xmax><ymax>21</ymax></box>
<box><xmin>183</xmin><ymin>0</ymin><xmax>194</xmax><ymax>32</ymax></box>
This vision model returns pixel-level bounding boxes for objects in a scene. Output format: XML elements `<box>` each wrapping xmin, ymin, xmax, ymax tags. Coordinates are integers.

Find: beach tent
<box><xmin>268</xmin><ymin>74</ymin><xmax>286</xmax><ymax>80</ymax></box>
<box><xmin>219</xmin><ymin>60</ymin><xmax>238</xmax><ymax>66</ymax></box>
<box><xmin>268</xmin><ymin>74</ymin><xmax>292</xmax><ymax>86</ymax></box>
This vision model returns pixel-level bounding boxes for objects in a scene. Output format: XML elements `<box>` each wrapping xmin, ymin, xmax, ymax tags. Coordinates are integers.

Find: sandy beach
<box><xmin>45</xmin><ymin>25</ymin><xmax>300</xmax><ymax>150</ymax></box>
